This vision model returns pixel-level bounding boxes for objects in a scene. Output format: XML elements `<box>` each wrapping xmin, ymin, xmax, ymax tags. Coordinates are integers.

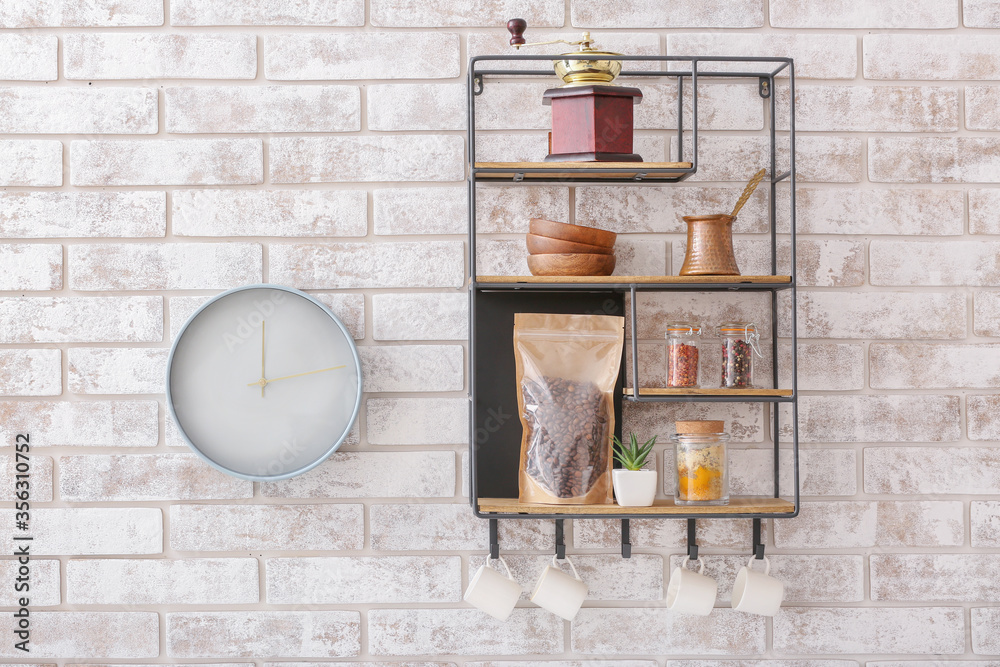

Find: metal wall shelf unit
<box><xmin>467</xmin><ymin>54</ymin><xmax>799</xmax><ymax>558</ymax></box>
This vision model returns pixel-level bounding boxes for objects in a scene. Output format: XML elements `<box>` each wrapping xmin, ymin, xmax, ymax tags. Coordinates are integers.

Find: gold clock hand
<box><xmin>260</xmin><ymin>320</ymin><xmax>266</xmax><ymax>398</ymax></box>
<box><xmin>247</xmin><ymin>365</ymin><xmax>346</xmax><ymax>388</ymax></box>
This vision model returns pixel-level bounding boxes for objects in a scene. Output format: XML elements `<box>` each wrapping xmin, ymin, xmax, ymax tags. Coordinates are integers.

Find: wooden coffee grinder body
<box><xmin>542</xmin><ymin>85</ymin><xmax>643</xmax><ymax>162</ymax></box>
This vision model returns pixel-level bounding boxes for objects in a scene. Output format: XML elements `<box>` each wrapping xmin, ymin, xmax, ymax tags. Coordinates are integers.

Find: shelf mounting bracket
<box><xmin>473</xmin><ymin>74</ymin><xmax>485</xmax><ymax>96</ymax></box>
<box><xmin>758</xmin><ymin>77</ymin><xmax>771</xmax><ymax>99</ymax></box>
<box><xmin>489</xmin><ymin>518</ymin><xmax>499</xmax><ymax>559</ymax></box>
<box><xmin>687</xmin><ymin>518</ymin><xmax>699</xmax><ymax>561</ymax></box>
<box><xmin>555</xmin><ymin>519</ymin><xmax>566</xmax><ymax>559</ymax></box>
<box><xmin>753</xmin><ymin>518</ymin><xmax>765</xmax><ymax>559</ymax></box>
<box><xmin>621</xmin><ymin>519</ymin><xmax>631</xmax><ymax>558</ymax></box>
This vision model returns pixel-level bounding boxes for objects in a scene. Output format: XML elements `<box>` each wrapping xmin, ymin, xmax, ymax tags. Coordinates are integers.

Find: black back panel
<box><xmin>471</xmin><ymin>289</ymin><xmax>626</xmax><ymax>500</ymax></box>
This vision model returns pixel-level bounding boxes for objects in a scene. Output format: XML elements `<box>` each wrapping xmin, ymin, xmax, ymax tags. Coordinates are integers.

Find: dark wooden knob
<box><xmin>507</xmin><ymin>18</ymin><xmax>527</xmax><ymax>46</ymax></box>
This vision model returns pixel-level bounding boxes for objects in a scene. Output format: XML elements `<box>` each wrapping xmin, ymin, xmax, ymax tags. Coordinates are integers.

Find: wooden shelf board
<box><xmin>474</xmin><ymin>161</ymin><xmax>693</xmax><ymax>180</ymax></box>
<box><xmin>478</xmin><ymin>496</ymin><xmax>795</xmax><ymax>515</ymax></box>
<box><xmin>476</xmin><ymin>275</ymin><xmax>792</xmax><ymax>285</ymax></box>
<box><xmin>627</xmin><ymin>388</ymin><xmax>793</xmax><ymax>397</ymax></box>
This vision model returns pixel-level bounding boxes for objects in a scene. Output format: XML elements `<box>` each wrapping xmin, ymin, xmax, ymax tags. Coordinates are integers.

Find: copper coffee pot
<box><xmin>679</xmin><ymin>169</ymin><xmax>766</xmax><ymax>276</ymax></box>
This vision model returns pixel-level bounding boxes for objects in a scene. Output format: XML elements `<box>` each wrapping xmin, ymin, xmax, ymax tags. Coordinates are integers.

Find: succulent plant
<box><xmin>612</xmin><ymin>433</ymin><xmax>657</xmax><ymax>471</ymax></box>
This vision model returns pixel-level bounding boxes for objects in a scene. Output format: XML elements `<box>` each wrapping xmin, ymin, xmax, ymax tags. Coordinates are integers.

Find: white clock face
<box><xmin>168</xmin><ymin>285</ymin><xmax>362</xmax><ymax>480</ymax></box>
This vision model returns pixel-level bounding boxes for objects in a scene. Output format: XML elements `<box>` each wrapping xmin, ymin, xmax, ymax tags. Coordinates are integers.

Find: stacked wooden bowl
<box><xmin>526</xmin><ymin>218</ymin><xmax>617</xmax><ymax>276</ymax></box>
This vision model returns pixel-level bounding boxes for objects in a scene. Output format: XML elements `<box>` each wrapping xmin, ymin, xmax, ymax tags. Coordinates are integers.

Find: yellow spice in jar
<box><xmin>676</xmin><ymin>444</ymin><xmax>725</xmax><ymax>501</ymax></box>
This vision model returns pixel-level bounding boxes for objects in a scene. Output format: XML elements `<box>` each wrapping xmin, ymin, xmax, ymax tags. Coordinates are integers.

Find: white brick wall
<box><xmin>71</xmin><ymin>139</ymin><xmax>264</xmax><ymax>186</ymax></box>
<box><xmin>1</xmin><ymin>0</ymin><xmax>163</xmax><ymax>27</ymax></box>
<box><xmin>370</xmin><ymin>608</ymin><xmax>562</xmax><ymax>655</ymax></box>
<box><xmin>66</xmin><ymin>558</ymin><xmax>259</xmax><ymax>604</ymax></box>
<box><xmin>574</xmin><ymin>608</ymin><xmax>766</xmax><ymax>654</ymax></box>
<box><xmin>0</xmin><ymin>87</ymin><xmax>157</xmax><ymax>134</ymax></box>
<box><xmin>0</xmin><ymin>400</ymin><xmax>158</xmax><ymax>446</ymax></box>
<box><xmin>64</xmin><ymin>34</ymin><xmax>256</xmax><ymax>79</ymax></box>
<box><xmin>774</xmin><ymin>607</ymin><xmax>965</xmax><ymax>654</ymax></box>
<box><xmin>0</xmin><ymin>245</ymin><xmax>61</xmax><ymax>290</ymax></box>
<box><xmin>770</xmin><ymin>0</ymin><xmax>957</xmax><ymax>28</ymax></box>
<box><xmin>265</xmin><ymin>33</ymin><xmax>460</xmax><ymax>80</ymax></box>
<box><xmin>170</xmin><ymin>504</ymin><xmax>365</xmax><ymax>551</ymax></box>
<box><xmin>267</xmin><ymin>556</ymin><xmax>462</xmax><ymax>603</ymax></box>
<box><xmin>0</xmin><ymin>191</ymin><xmax>166</xmax><ymax>238</ymax></box>
<box><xmin>0</xmin><ymin>508</ymin><xmax>163</xmax><ymax>555</ymax></box>
<box><xmin>0</xmin><ymin>34</ymin><xmax>58</xmax><ymax>80</ymax></box>
<box><xmin>69</xmin><ymin>243</ymin><xmax>261</xmax><ymax>290</ymax></box>
<box><xmin>270</xmin><ymin>135</ymin><xmax>464</xmax><ymax>182</ymax></box>
<box><xmin>0</xmin><ymin>297</ymin><xmax>161</xmax><ymax>342</ymax></box>
<box><xmin>171</xmin><ymin>0</ymin><xmax>363</xmax><ymax>26</ymax></box>
<box><xmin>0</xmin><ymin>612</ymin><xmax>159</xmax><ymax>658</ymax></box>
<box><xmin>166</xmin><ymin>85</ymin><xmax>361</xmax><ymax>133</ymax></box>
<box><xmin>0</xmin><ymin>140</ymin><xmax>62</xmax><ymax>186</ymax></box>
<box><xmin>167</xmin><ymin>611</ymin><xmax>361</xmax><ymax>658</ymax></box>
<box><xmin>59</xmin><ymin>453</ymin><xmax>253</xmax><ymax>501</ymax></box>
<box><xmin>0</xmin><ymin>1</ymin><xmax>997</xmax><ymax>662</ymax></box>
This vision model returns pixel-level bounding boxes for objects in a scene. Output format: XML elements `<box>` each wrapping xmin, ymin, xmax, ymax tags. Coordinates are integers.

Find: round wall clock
<box><xmin>166</xmin><ymin>284</ymin><xmax>362</xmax><ymax>481</ymax></box>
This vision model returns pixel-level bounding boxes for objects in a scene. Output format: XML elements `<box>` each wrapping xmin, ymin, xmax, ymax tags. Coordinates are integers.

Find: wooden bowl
<box><xmin>527</xmin><ymin>253</ymin><xmax>616</xmax><ymax>277</ymax></box>
<box><xmin>526</xmin><ymin>233</ymin><xmax>614</xmax><ymax>256</ymax></box>
<box><xmin>529</xmin><ymin>218</ymin><xmax>617</xmax><ymax>248</ymax></box>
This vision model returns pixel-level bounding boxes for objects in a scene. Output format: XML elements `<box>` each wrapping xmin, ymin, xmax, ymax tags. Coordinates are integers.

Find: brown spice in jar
<box><xmin>721</xmin><ymin>337</ymin><xmax>753</xmax><ymax>388</ymax></box>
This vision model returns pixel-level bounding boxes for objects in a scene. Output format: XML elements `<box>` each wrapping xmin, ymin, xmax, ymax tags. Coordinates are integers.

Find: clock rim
<box><xmin>165</xmin><ymin>282</ymin><xmax>364</xmax><ymax>482</ymax></box>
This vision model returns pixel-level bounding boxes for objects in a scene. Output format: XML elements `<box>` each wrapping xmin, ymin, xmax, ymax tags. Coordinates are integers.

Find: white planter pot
<box><xmin>612</xmin><ymin>469</ymin><xmax>658</xmax><ymax>507</ymax></box>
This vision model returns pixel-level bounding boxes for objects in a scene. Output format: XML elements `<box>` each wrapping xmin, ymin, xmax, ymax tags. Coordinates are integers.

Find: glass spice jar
<box><xmin>671</xmin><ymin>420</ymin><xmax>730</xmax><ymax>506</ymax></box>
<box><xmin>719</xmin><ymin>322</ymin><xmax>761</xmax><ymax>388</ymax></box>
<box><xmin>665</xmin><ymin>323</ymin><xmax>701</xmax><ymax>388</ymax></box>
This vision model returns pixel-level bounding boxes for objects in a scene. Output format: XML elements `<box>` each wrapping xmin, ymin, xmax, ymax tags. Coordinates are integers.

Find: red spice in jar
<box><xmin>667</xmin><ymin>343</ymin><xmax>699</xmax><ymax>387</ymax></box>
<box><xmin>665</xmin><ymin>323</ymin><xmax>702</xmax><ymax>388</ymax></box>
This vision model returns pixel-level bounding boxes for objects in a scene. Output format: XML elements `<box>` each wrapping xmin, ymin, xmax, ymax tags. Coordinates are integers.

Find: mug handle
<box><xmin>746</xmin><ymin>555</ymin><xmax>770</xmax><ymax>576</ymax></box>
<box><xmin>488</xmin><ymin>555</ymin><xmax>515</xmax><ymax>580</ymax></box>
<box><xmin>553</xmin><ymin>555</ymin><xmax>582</xmax><ymax>581</ymax></box>
<box><xmin>680</xmin><ymin>555</ymin><xmax>706</xmax><ymax>575</ymax></box>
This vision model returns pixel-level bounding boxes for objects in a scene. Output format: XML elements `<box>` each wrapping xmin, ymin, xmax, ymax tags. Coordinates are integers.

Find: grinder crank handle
<box><xmin>507</xmin><ymin>18</ymin><xmax>527</xmax><ymax>46</ymax></box>
<box><xmin>506</xmin><ymin>20</ymin><xmax>594</xmax><ymax>51</ymax></box>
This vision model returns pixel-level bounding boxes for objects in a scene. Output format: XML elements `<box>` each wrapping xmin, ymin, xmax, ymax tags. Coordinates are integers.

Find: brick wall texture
<box><xmin>0</xmin><ymin>0</ymin><xmax>999</xmax><ymax>662</ymax></box>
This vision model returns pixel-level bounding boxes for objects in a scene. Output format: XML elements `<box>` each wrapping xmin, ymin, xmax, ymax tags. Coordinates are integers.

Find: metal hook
<box><xmin>687</xmin><ymin>518</ymin><xmax>699</xmax><ymax>561</ymax></box>
<box><xmin>621</xmin><ymin>519</ymin><xmax>631</xmax><ymax>558</ymax></box>
<box><xmin>555</xmin><ymin>519</ymin><xmax>566</xmax><ymax>560</ymax></box>
<box><xmin>753</xmin><ymin>518</ymin><xmax>765</xmax><ymax>559</ymax></box>
<box><xmin>489</xmin><ymin>519</ymin><xmax>499</xmax><ymax>560</ymax></box>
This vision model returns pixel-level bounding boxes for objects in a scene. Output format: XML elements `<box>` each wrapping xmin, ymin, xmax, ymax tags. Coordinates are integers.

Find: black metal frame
<box><xmin>468</xmin><ymin>54</ymin><xmax>799</xmax><ymax>534</ymax></box>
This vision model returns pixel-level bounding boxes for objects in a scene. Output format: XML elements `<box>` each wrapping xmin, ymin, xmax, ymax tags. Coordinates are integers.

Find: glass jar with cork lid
<box><xmin>665</xmin><ymin>323</ymin><xmax>701</xmax><ymax>388</ymax></box>
<box><xmin>671</xmin><ymin>420</ymin><xmax>730</xmax><ymax>506</ymax></box>
<box><xmin>719</xmin><ymin>322</ymin><xmax>761</xmax><ymax>389</ymax></box>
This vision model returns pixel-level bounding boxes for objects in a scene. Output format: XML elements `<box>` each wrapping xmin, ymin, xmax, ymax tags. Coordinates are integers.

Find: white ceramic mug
<box><xmin>530</xmin><ymin>555</ymin><xmax>588</xmax><ymax>621</ymax></box>
<box><xmin>666</xmin><ymin>556</ymin><xmax>718</xmax><ymax>616</ymax></box>
<box><xmin>732</xmin><ymin>555</ymin><xmax>784</xmax><ymax>616</ymax></box>
<box><xmin>464</xmin><ymin>555</ymin><xmax>522</xmax><ymax>621</ymax></box>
